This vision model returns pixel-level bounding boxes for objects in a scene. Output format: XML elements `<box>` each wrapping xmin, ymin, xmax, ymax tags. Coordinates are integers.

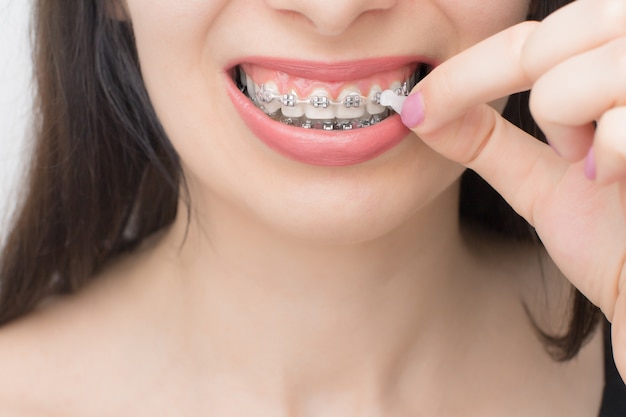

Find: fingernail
<box><xmin>584</xmin><ymin>147</ymin><xmax>596</xmax><ymax>180</ymax></box>
<box><xmin>401</xmin><ymin>92</ymin><xmax>425</xmax><ymax>128</ymax></box>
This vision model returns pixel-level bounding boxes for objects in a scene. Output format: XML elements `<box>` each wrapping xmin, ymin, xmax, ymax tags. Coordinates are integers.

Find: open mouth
<box><xmin>233</xmin><ymin>62</ymin><xmax>432</xmax><ymax>131</ymax></box>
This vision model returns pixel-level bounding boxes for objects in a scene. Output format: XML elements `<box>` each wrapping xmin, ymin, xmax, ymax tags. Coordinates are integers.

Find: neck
<box><xmin>152</xmin><ymin>180</ymin><xmax>476</xmax><ymax>413</ymax></box>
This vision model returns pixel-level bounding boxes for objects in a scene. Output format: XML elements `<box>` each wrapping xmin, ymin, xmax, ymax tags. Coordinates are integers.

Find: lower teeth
<box><xmin>266</xmin><ymin>110</ymin><xmax>390</xmax><ymax>130</ymax></box>
<box><xmin>245</xmin><ymin>99</ymin><xmax>395</xmax><ymax>130</ymax></box>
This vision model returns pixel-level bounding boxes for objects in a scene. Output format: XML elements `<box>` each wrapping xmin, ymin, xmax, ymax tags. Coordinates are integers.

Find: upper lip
<box><xmin>227</xmin><ymin>56</ymin><xmax>435</xmax><ymax>82</ymax></box>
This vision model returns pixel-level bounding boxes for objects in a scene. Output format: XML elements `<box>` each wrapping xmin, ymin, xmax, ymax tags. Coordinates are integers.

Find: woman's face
<box><xmin>123</xmin><ymin>0</ymin><xmax>530</xmax><ymax>243</ymax></box>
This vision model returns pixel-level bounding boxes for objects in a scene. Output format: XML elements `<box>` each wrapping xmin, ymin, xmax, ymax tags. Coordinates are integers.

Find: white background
<box><xmin>0</xmin><ymin>0</ymin><xmax>32</xmax><ymax>233</ymax></box>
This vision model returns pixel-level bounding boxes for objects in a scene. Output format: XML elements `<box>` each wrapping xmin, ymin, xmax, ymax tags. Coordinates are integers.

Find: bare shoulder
<box><xmin>0</xmin><ymin>296</ymin><xmax>93</xmax><ymax>414</ymax></box>
<box><xmin>0</xmin><ymin>247</ymin><xmax>177</xmax><ymax>416</ymax></box>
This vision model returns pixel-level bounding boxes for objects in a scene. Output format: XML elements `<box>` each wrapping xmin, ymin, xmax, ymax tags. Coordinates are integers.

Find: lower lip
<box><xmin>225</xmin><ymin>75</ymin><xmax>411</xmax><ymax>167</ymax></box>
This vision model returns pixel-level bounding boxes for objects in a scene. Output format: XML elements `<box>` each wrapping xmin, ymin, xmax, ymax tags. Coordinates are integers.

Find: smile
<box><xmin>225</xmin><ymin>57</ymin><xmax>434</xmax><ymax>166</ymax></box>
<box><xmin>235</xmin><ymin>62</ymin><xmax>431</xmax><ymax>130</ymax></box>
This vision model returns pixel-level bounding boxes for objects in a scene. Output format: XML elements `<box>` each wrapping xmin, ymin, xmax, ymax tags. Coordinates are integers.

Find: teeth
<box><xmin>336</xmin><ymin>89</ymin><xmax>365</xmax><ymax>119</ymax></box>
<box><xmin>305</xmin><ymin>88</ymin><xmax>336</xmax><ymax>119</ymax></box>
<box><xmin>247</xmin><ymin>77</ymin><xmax>257</xmax><ymax>99</ymax></box>
<box><xmin>310</xmin><ymin>95</ymin><xmax>330</xmax><ymax>109</ymax></box>
<box><xmin>281</xmin><ymin>89</ymin><xmax>305</xmax><ymax>118</ymax></box>
<box><xmin>321</xmin><ymin>121</ymin><xmax>335</xmax><ymax>131</ymax></box>
<box><xmin>389</xmin><ymin>81</ymin><xmax>403</xmax><ymax>97</ymax></box>
<box><xmin>366</xmin><ymin>85</ymin><xmax>386</xmax><ymax>115</ymax></box>
<box><xmin>238</xmin><ymin>65</ymin><xmax>420</xmax><ymax>130</ymax></box>
<box><xmin>259</xmin><ymin>82</ymin><xmax>282</xmax><ymax>114</ymax></box>
<box><xmin>370</xmin><ymin>114</ymin><xmax>385</xmax><ymax>125</ymax></box>
<box><xmin>271</xmin><ymin>115</ymin><xmax>391</xmax><ymax>130</ymax></box>
<box><xmin>337</xmin><ymin>120</ymin><xmax>358</xmax><ymax>130</ymax></box>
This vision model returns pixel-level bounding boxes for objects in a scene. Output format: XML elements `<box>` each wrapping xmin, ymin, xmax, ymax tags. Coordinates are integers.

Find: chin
<box><xmin>244</xmin><ymin>166</ymin><xmax>464</xmax><ymax>246</ymax></box>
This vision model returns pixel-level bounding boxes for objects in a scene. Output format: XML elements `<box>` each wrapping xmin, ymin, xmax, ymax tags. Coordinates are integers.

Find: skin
<box><xmin>401</xmin><ymin>0</ymin><xmax>626</xmax><ymax>376</ymax></box>
<box><xmin>0</xmin><ymin>0</ymin><xmax>623</xmax><ymax>415</ymax></box>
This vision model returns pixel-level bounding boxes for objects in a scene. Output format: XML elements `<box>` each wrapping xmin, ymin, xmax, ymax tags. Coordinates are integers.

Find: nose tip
<box><xmin>265</xmin><ymin>0</ymin><xmax>397</xmax><ymax>37</ymax></box>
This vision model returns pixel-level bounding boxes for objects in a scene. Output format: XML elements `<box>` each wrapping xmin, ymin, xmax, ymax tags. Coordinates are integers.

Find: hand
<box><xmin>401</xmin><ymin>0</ymin><xmax>626</xmax><ymax>372</ymax></box>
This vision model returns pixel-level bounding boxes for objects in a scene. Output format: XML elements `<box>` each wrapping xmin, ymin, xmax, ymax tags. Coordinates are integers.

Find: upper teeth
<box><xmin>238</xmin><ymin>67</ymin><xmax>416</xmax><ymax>128</ymax></box>
<box><xmin>253</xmin><ymin>82</ymin><xmax>409</xmax><ymax>109</ymax></box>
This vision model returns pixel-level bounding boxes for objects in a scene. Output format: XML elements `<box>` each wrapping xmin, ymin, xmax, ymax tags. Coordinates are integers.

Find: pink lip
<box><xmin>233</xmin><ymin>56</ymin><xmax>427</xmax><ymax>82</ymax></box>
<box><xmin>225</xmin><ymin>57</ymin><xmax>426</xmax><ymax>167</ymax></box>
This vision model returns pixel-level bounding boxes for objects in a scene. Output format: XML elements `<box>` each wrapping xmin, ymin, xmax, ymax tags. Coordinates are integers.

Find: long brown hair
<box><xmin>0</xmin><ymin>0</ymin><xmax>598</xmax><ymax>360</ymax></box>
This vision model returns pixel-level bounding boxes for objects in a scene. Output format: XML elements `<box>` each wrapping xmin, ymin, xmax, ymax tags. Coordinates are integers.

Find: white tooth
<box><xmin>366</xmin><ymin>85</ymin><xmax>385</xmax><ymax>115</ymax></box>
<box><xmin>281</xmin><ymin>89</ymin><xmax>305</xmax><ymax>118</ymax></box>
<box><xmin>247</xmin><ymin>77</ymin><xmax>256</xmax><ymax>98</ymax></box>
<box><xmin>389</xmin><ymin>81</ymin><xmax>402</xmax><ymax>96</ymax></box>
<box><xmin>305</xmin><ymin>88</ymin><xmax>336</xmax><ymax>120</ymax></box>
<box><xmin>260</xmin><ymin>81</ymin><xmax>281</xmax><ymax>114</ymax></box>
<box><xmin>336</xmin><ymin>88</ymin><xmax>365</xmax><ymax>119</ymax></box>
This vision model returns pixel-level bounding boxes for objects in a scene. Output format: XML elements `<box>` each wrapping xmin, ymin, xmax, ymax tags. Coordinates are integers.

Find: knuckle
<box><xmin>509</xmin><ymin>20</ymin><xmax>539</xmax><ymax>47</ymax></box>
<box><xmin>514</xmin><ymin>21</ymin><xmax>541</xmax><ymax>81</ymax></box>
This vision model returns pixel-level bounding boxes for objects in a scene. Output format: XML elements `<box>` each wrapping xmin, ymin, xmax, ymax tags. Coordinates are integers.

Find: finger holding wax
<box><xmin>398</xmin><ymin>21</ymin><xmax>556</xmax><ymax>224</ymax></box>
<box><xmin>399</xmin><ymin>21</ymin><xmax>536</xmax><ymax>146</ymax></box>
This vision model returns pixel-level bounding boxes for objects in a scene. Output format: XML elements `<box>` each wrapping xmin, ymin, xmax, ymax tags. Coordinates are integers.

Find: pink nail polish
<box><xmin>584</xmin><ymin>147</ymin><xmax>596</xmax><ymax>180</ymax></box>
<box><xmin>401</xmin><ymin>92</ymin><xmax>425</xmax><ymax>128</ymax></box>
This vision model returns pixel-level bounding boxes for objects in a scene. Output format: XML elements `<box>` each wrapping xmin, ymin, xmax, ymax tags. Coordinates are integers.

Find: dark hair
<box><xmin>0</xmin><ymin>0</ymin><xmax>598</xmax><ymax>359</ymax></box>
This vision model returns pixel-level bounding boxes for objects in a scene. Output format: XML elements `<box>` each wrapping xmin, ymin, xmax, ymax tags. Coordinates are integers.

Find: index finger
<box><xmin>400</xmin><ymin>21</ymin><xmax>562</xmax><ymax>225</ymax></box>
<box><xmin>411</xmin><ymin>21</ymin><xmax>537</xmax><ymax>136</ymax></box>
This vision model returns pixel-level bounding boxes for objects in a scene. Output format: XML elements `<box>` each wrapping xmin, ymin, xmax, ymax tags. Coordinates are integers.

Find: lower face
<box><xmin>124</xmin><ymin>0</ymin><xmax>530</xmax><ymax>243</ymax></box>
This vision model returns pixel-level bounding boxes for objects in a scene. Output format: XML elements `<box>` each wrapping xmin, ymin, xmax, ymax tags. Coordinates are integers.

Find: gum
<box><xmin>240</xmin><ymin>63</ymin><xmax>417</xmax><ymax>98</ymax></box>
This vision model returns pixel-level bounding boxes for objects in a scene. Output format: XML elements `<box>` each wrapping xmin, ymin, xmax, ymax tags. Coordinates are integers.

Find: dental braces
<box><xmin>269</xmin><ymin>112</ymin><xmax>391</xmax><ymax>130</ymax></box>
<box><xmin>254</xmin><ymin>81</ymin><xmax>411</xmax><ymax>108</ymax></box>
